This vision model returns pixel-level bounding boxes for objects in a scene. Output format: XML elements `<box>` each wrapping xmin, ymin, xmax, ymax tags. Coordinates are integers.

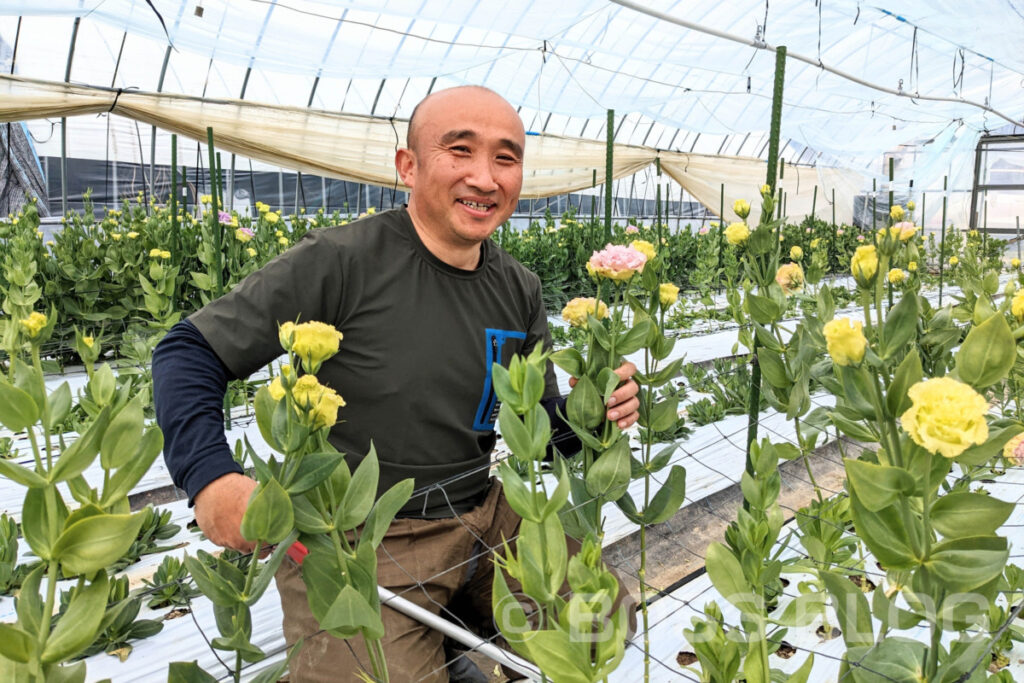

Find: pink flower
<box><xmin>588</xmin><ymin>243</ymin><xmax>647</xmax><ymax>282</ymax></box>
<box><xmin>805</xmin><ymin>228</ymin><xmax>812</xmax><ymax>233</ymax></box>
<box><xmin>625</xmin><ymin>225</ymin><xmax>639</xmax><ymax>234</ymax></box>
<box><xmin>856</xmin><ymin>234</ymin><xmax>864</xmax><ymax>241</ymax></box>
<box><xmin>837</xmin><ymin>229</ymin><xmax>845</xmax><ymax>235</ymax></box>
<box><xmin>218</xmin><ymin>211</ymin><xmax>233</xmax><ymax>224</ymax></box>
<box><xmin>698</xmin><ymin>227</ymin><xmax>709</xmax><ymax>235</ymax></box>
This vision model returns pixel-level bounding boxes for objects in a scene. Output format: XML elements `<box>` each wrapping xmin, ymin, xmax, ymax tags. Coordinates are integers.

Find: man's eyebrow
<box><xmin>438</xmin><ymin>130</ymin><xmax>523</xmax><ymax>158</ymax></box>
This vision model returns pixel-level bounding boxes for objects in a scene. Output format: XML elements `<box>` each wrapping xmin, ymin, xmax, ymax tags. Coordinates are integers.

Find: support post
<box><xmin>605</xmin><ymin>109</ymin><xmax>614</xmax><ymax>242</ymax></box>
<box><xmin>939</xmin><ymin>176</ymin><xmax>948</xmax><ymax>305</ymax></box>
<box><xmin>170</xmin><ymin>134</ymin><xmax>178</xmax><ymax>262</ymax></box>
<box><xmin>207</xmin><ymin>128</ymin><xmax>223</xmax><ymax>300</ymax></box>
<box><xmin>745</xmin><ymin>45</ymin><xmax>787</xmax><ymax>483</ymax></box>
<box><xmin>968</xmin><ymin>137</ymin><xmax>984</xmax><ymax>232</ymax></box>
<box><xmin>60</xmin><ymin>17</ymin><xmax>81</xmax><ymax>216</ymax></box>
<box><xmin>718</xmin><ymin>182</ymin><xmax>725</xmax><ymax>273</ymax></box>
<box><xmin>811</xmin><ymin>185</ymin><xmax>817</xmax><ymax>222</ymax></box>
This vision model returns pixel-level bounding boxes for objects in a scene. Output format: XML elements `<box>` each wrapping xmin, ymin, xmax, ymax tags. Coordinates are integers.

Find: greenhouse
<box><xmin>1</xmin><ymin>1</ymin><xmax>1024</xmax><ymax>681</ymax></box>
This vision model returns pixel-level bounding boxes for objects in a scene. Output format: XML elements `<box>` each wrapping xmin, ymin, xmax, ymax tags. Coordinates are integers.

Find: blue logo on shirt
<box><xmin>473</xmin><ymin>328</ymin><xmax>527</xmax><ymax>431</ymax></box>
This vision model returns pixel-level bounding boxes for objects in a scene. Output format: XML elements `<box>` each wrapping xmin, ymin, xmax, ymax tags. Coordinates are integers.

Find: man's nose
<box><xmin>465</xmin><ymin>157</ymin><xmax>499</xmax><ymax>192</ymax></box>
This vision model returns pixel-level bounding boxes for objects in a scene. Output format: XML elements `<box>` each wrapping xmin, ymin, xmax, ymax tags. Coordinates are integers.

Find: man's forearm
<box><xmin>152</xmin><ymin>319</ymin><xmax>243</xmax><ymax>503</ymax></box>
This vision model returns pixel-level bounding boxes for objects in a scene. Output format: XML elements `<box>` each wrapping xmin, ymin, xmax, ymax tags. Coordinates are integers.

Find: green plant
<box><xmin>686</xmin><ymin>398</ymin><xmax>725</xmax><ymax>426</ymax></box>
<box><xmin>143</xmin><ymin>555</ymin><xmax>200</xmax><ymax>609</ymax></box>
<box><xmin>56</xmin><ymin>575</ymin><xmax>163</xmax><ymax>662</ymax></box>
<box><xmin>110</xmin><ymin>506</ymin><xmax>182</xmax><ymax>572</ymax></box>
<box><xmin>0</xmin><ymin>513</ymin><xmax>29</xmax><ymax>596</ymax></box>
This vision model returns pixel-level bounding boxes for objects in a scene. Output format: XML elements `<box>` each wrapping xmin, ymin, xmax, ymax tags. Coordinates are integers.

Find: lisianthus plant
<box><xmin>814</xmin><ymin>203</ymin><xmax>1023</xmax><ymax>679</ymax></box>
<box><xmin>491</xmin><ymin>345</ymin><xmax>629</xmax><ymax>683</ymax></box>
<box><xmin>0</xmin><ymin>306</ymin><xmax>163</xmax><ymax>682</ymax></box>
<box><xmin>178</xmin><ymin>319</ymin><xmax>413</xmax><ymax>683</ymax></box>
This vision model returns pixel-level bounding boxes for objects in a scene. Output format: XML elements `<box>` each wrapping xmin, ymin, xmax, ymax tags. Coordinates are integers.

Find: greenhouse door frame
<box><xmin>969</xmin><ymin>133</ymin><xmax>1024</xmax><ymax>232</ymax></box>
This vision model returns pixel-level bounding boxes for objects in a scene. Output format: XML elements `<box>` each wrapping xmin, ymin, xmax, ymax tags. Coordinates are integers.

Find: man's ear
<box><xmin>395</xmin><ymin>148</ymin><xmax>416</xmax><ymax>188</ymax></box>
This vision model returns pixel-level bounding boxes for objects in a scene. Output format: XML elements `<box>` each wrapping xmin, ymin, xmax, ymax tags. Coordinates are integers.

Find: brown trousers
<box><xmin>275</xmin><ymin>480</ymin><xmax>636</xmax><ymax>682</ymax></box>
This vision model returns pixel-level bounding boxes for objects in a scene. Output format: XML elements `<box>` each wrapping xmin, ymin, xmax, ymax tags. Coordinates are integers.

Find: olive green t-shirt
<box><xmin>190</xmin><ymin>208</ymin><xmax>558</xmax><ymax>517</ymax></box>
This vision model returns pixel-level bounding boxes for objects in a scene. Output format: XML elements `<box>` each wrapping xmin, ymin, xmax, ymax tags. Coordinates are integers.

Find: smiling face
<box><xmin>396</xmin><ymin>87</ymin><xmax>525</xmax><ymax>268</ymax></box>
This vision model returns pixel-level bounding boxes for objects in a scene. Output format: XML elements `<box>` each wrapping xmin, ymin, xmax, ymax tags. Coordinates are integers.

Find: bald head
<box><xmin>406</xmin><ymin>86</ymin><xmax>522</xmax><ymax>154</ymax></box>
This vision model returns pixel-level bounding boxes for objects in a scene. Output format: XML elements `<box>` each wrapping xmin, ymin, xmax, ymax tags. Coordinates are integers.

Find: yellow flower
<box><xmin>149</xmin><ymin>248</ymin><xmax>163</xmax><ymax>258</ymax></box>
<box><xmin>19</xmin><ymin>312</ymin><xmax>47</xmax><ymax>338</ymax></box>
<box><xmin>275</xmin><ymin>230</ymin><xmax>284</xmax><ymax>237</ymax></box>
<box><xmin>908</xmin><ymin>261</ymin><xmax>917</xmax><ymax>272</ymax></box>
<box><xmin>561</xmin><ymin>297</ymin><xmax>609</xmax><ymax>328</ymax></box>
<box><xmin>789</xmin><ymin>245</ymin><xmax>803</xmax><ymax>261</ymax></box>
<box><xmin>160</xmin><ymin>250</ymin><xmax>171</xmax><ymax>259</ymax></box>
<box><xmin>890</xmin><ymin>205</ymin><xmax>905</xmax><ymax>221</ymax></box>
<box><xmin>259</xmin><ymin>202</ymin><xmax>270</xmax><ymax>214</ymax></box>
<box><xmin>851</xmin><ymin>245</ymin><xmax>878</xmax><ymax>287</ymax></box>
<box><xmin>898</xmin><ymin>225</ymin><xmax>917</xmax><ymax>241</ymax></box>
<box><xmin>200</xmin><ymin>194</ymin><xmax>212</xmax><ymax>204</ymax></box>
<box><xmin>1003</xmin><ymin>433</ymin><xmax>1024</xmax><ymax>466</ymax></box>
<box><xmin>810</xmin><ymin>238</ymin><xmax>821</xmax><ymax>249</ymax></box>
<box><xmin>659</xmin><ymin>282</ymin><xmax>680</xmax><ymax>307</ymax></box>
<box><xmin>36</xmin><ymin>231</ymin><xmax>43</xmax><ymax>238</ymax></box>
<box><xmin>888</xmin><ymin>268</ymin><xmax>906</xmax><ymax>284</ymax></box>
<box><xmin>775</xmin><ymin>263</ymin><xmax>805</xmax><ymax>295</ymax></box>
<box><xmin>246</xmin><ymin>247</ymin><xmax>257</xmax><ymax>257</ymax></box>
<box><xmin>366</xmin><ymin>207</ymin><xmax>376</xmax><ymax>215</ymax></box>
<box><xmin>265</xmin><ymin>212</ymin><xmax>279</xmax><ymax>224</ymax></box>
<box><xmin>823</xmin><ymin>317</ymin><xmax>866</xmax><ymax>366</ymax></box>
<box><xmin>82</xmin><ymin>336</ymin><xmax>94</xmax><ymax>349</ymax></box>
<box><xmin>1012</xmin><ymin>290</ymin><xmax>1024</xmax><ymax>320</ymax></box>
<box><xmin>278</xmin><ymin>236</ymin><xmax>288</xmax><ymax>246</ymax></box>
<box><xmin>760</xmin><ymin>184</ymin><xmax>771</xmax><ymax>196</ymax></box>
<box><xmin>290</xmin><ymin>321</ymin><xmax>344</xmax><ymax>371</ymax></box>
<box><xmin>629</xmin><ymin>239</ymin><xmax>657</xmax><ymax>261</ymax></box>
<box><xmin>968</xmin><ymin>230</ymin><xmax>978</xmax><ymax>238</ymax></box>
<box><xmin>949</xmin><ymin>256</ymin><xmax>959</xmax><ymax>266</ymax></box>
<box><xmin>733</xmin><ymin>199</ymin><xmax>750</xmax><ymax>219</ymax></box>
<box><xmin>901</xmin><ymin>377</ymin><xmax>988</xmax><ymax>459</ymax></box>
<box><xmin>1012</xmin><ymin>258</ymin><xmax>1021</xmax><ymax>269</ymax></box>
<box><xmin>127</xmin><ymin>231</ymin><xmax>139</xmax><ymax>239</ymax></box>
<box><xmin>291</xmin><ymin>375</ymin><xmax>346</xmax><ymax>429</ymax></box>
<box><xmin>235</xmin><ymin>227</ymin><xmax>254</xmax><ymax>242</ymax></box>
<box><xmin>725</xmin><ymin>222</ymin><xmax>749</xmax><ymax>246</ymax></box>
<box><xmin>110</xmin><ymin>232</ymin><xmax>122</xmax><ymax>241</ymax></box>
<box><xmin>906</xmin><ymin>200</ymin><xmax>916</xmax><ymax>211</ymax></box>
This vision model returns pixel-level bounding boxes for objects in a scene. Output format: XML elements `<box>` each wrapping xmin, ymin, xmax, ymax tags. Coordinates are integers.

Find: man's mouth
<box><xmin>457</xmin><ymin>199</ymin><xmax>495</xmax><ymax>212</ymax></box>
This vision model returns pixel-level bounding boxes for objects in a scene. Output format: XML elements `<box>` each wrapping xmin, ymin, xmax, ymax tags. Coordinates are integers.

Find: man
<box><xmin>153</xmin><ymin>86</ymin><xmax>639</xmax><ymax>682</ymax></box>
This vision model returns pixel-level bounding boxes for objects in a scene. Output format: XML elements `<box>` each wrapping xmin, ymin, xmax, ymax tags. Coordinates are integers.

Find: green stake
<box><xmin>745</xmin><ymin>44</ymin><xmax>787</xmax><ymax>484</ymax></box>
<box><xmin>170</xmin><ymin>134</ymin><xmax>178</xmax><ymax>264</ymax></box>
<box><xmin>605</xmin><ymin>109</ymin><xmax>614</xmax><ymax>242</ymax></box>
<box><xmin>206</xmin><ymin>127</ymin><xmax>223</xmax><ymax>300</ymax></box>
<box><xmin>939</xmin><ymin>176</ymin><xmax>948</xmax><ymax>305</ymax></box>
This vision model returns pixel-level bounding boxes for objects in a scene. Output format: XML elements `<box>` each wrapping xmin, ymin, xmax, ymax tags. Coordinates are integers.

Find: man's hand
<box><xmin>193</xmin><ymin>472</ymin><xmax>257</xmax><ymax>552</ymax></box>
<box><xmin>569</xmin><ymin>361</ymin><xmax>641</xmax><ymax>430</ymax></box>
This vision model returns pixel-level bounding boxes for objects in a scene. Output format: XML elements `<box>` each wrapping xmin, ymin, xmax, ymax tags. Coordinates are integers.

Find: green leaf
<box><xmin>541</xmin><ymin>460</ymin><xmax>572</xmax><ymax>520</ymax></box>
<box><xmin>957</xmin><ymin>423</ymin><xmax>1023</xmax><ymax>467</ymax></box>
<box><xmin>930</xmin><ymin>492</ymin><xmax>1013</xmax><ymax>539</ymax></box>
<box><xmin>168</xmin><ymin>661</ymin><xmax>219</xmax><ymax>683</ymax></box>
<box><xmin>284</xmin><ymin>452</ymin><xmax>345</xmax><ymax>494</ymax></box>
<box><xmin>705</xmin><ymin>543</ymin><xmax>761</xmax><ymax>614</ymax></box>
<box><xmin>925</xmin><ymin>535</ymin><xmax>1008</xmax><ymax>593</ymax></box>
<box><xmin>845</xmin><ymin>638</ymin><xmax>925</xmax><ymax>683</ymax></box>
<box><xmin>955</xmin><ymin>313</ymin><xmax>1015</xmax><ymax>389</ymax></box>
<box><xmin>521</xmin><ymin>362</ymin><xmax>546</xmax><ymax>409</ymax></box>
<box><xmin>100</xmin><ymin>393</ymin><xmax>145</xmax><ymax>470</ymax></box>
<box><xmin>550</xmin><ymin>348</ymin><xmax>585</xmax><ymax>377</ymax></box>
<box><xmin>0</xmin><ymin>457</ymin><xmax>48</xmax><ymax>488</ymax></box>
<box><xmin>44</xmin><ymin>382</ymin><xmax>72</xmax><ymax>431</ymax></box>
<box><xmin>748</xmin><ymin>293</ymin><xmax>781</xmax><ymax>325</ymax></box>
<box><xmin>89</xmin><ymin>363</ymin><xmax>116</xmax><ymax>406</ymax></box>
<box><xmin>647</xmin><ymin>398</ymin><xmax>679</xmax><ymax>433</ymax></box>
<box><xmin>886</xmin><ymin>349</ymin><xmax>922</xmax><ymax>416</ymax></box>
<box><xmin>828</xmin><ymin>412</ymin><xmax>878</xmax><ymax>442</ymax></box>
<box><xmin>616</xmin><ymin>319</ymin><xmax>653</xmax><ymax>355</ymax></box>
<box><xmin>772</xmin><ymin>592</ymin><xmax>826</xmax><ymax>627</ymax></box>
<box><xmin>183</xmin><ymin>554</ymin><xmax>241</xmax><ymax>607</ymax></box>
<box><xmin>253</xmin><ymin>386</ymin><xmax>284</xmax><ymax>453</ymax></box>
<box><xmin>499</xmin><ymin>402</ymin><xmax>534</xmax><ymax>461</ymax></box>
<box><xmin>247</xmin><ymin>640</ymin><xmax>303</xmax><ymax>683</ymax></box>
<box><xmin>497</xmin><ymin>461</ymin><xmax>540</xmax><ymax>522</ymax></box>
<box><xmin>881</xmin><ymin>292</ymin><xmax>918</xmax><ymax>359</ymax></box>
<box><xmin>821</xmin><ymin>571</ymin><xmax>873</xmax><ymax>648</ymax></box>
<box><xmin>361</xmin><ymin>478</ymin><xmax>415</xmax><ymax>548</ymax></box>
<box><xmin>491</xmin><ymin>363</ymin><xmax>518</xmax><ymax>408</ymax></box>
<box><xmin>52</xmin><ymin>511</ymin><xmax>146</xmax><ymax>576</ymax></box>
<box><xmin>0</xmin><ymin>377</ymin><xmax>39</xmax><ymax>432</ymax></box>
<box><xmin>588</xmin><ymin>315</ymin><xmax>611</xmax><ymax>350</ymax></box>
<box><xmin>845</xmin><ymin>459</ymin><xmax>915</xmax><ymax>511</ymax></box>
<box><xmin>240</xmin><ymin>478</ymin><xmax>294</xmax><ymax>545</ymax></box>
<box><xmin>0</xmin><ymin>624</ymin><xmax>35</xmax><ymax>663</ymax></box>
<box><xmin>643</xmin><ymin>465</ymin><xmax>687</xmax><ymax>525</ymax></box>
<box><xmin>41</xmin><ymin>572</ymin><xmax>108</xmax><ymax>663</ymax></box>
<box><xmin>848</xmin><ymin>492</ymin><xmax>918</xmax><ymax>570</ymax></box>
<box><xmin>566</xmin><ymin>374</ymin><xmax>604</xmax><ymax>430</ymax></box>
<box><xmin>50</xmin><ymin>406</ymin><xmax>110</xmax><ymax>483</ymax></box>
<box><xmin>291</xmin><ymin>494</ymin><xmax>333</xmax><ymax>534</ymax></box>
<box><xmin>522</xmin><ymin>630</ymin><xmax>591</xmax><ymax>683</ymax></box>
<box><xmin>585</xmin><ymin>437</ymin><xmax>631</xmax><ymax>501</ymax></box>
<box><xmin>757</xmin><ymin>348</ymin><xmax>789</xmax><ymax>389</ymax></box>
<box><xmin>787</xmin><ymin>653</ymin><xmax>815</xmax><ymax>683</ymax></box>
<box><xmin>22</xmin><ymin>487</ymin><xmax>67</xmax><ymax>560</ymax></box>
<box><xmin>336</xmin><ymin>446</ymin><xmax>379</xmax><ymax>531</ymax></box>
<box><xmin>100</xmin><ymin>426</ymin><xmax>163</xmax><ymax>506</ymax></box>
<box><xmin>320</xmin><ymin>585</ymin><xmax>385</xmax><ymax>639</ymax></box>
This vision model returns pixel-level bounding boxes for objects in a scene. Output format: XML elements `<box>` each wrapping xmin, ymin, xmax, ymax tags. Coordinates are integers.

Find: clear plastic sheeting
<box><xmin>1</xmin><ymin>0</ymin><xmax>1022</xmax><ymax>174</ymax></box>
<box><xmin>0</xmin><ymin>74</ymin><xmax>866</xmax><ymax>219</ymax></box>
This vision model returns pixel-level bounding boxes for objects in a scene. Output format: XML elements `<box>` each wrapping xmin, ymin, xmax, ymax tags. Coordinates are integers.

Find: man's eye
<box><xmin>497</xmin><ymin>155</ymin><xmax>520</xmax><ymax>164</ymax></box>
<box><xmin>450</xmin><ymin>145</ymin><xmax>471</xmax><ymax>154</ymax></box>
